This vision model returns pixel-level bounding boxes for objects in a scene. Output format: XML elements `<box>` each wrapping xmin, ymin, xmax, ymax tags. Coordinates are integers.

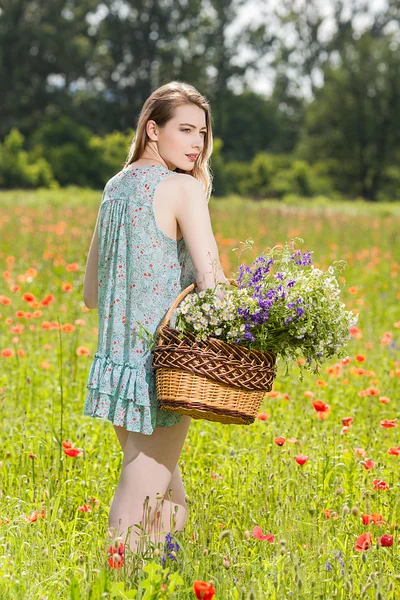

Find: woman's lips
<box><xmin>186</xmin><ymin>154</ymin><xmax>198</xmax><ymax>162</ymax></box>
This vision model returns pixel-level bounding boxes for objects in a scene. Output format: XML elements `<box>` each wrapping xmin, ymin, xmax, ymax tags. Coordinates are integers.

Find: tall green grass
<box><xmin>0</xmin><ymin>189</ymin><xmax>399</xmax><ymax>599</ymax></box>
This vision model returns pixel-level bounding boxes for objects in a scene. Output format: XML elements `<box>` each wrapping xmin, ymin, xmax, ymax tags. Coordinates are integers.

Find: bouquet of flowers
<box><xmin>173</xmin><ymin>238</ymin><xmax>358</xmax><ymax>381</ymax></box>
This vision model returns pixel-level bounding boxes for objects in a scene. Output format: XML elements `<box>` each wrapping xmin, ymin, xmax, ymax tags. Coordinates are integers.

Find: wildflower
<box><xmin>252</xmin><ymin>526</ymin><xmax>274</xmax><ymax>542</ymax></box>
<box><xmin>295</xmin><ymin>455</ymin><xmax>308</xmax><ymax>465</ymax></box>
<box><xmin>193</xmin><ymin>580</ymin><xmax>216</xmax><ymax>600</ymax></box>
<box><xmin>362</xmin><ymin>460</ymin><xmax>375</xmax><ymax>470</ymax></box>
<box><xmin>354</xmin><ymin>448</ymin><xmax>367</xmax><ymax>457</ymax></box>
<box><xmin>342</xmin><ymin>416</ymin><xmax>354</xmax><ymax>427</ymax></box>
<box><xmin>107</xmin><ymin>541</ymin><xmax>124</xmax><ymax>568</ymax></box>
<box><xmin>311</xmin><ymin>400</ymin><xmax>330</xmax><ymax>419</ymax></box>
<box><xmin>354</xmin><ymin>532</ymin><xmax>372</xmax><ymax>552</ymax></box>
<box><xmin>373</xmin><ymin>479</ymin><xmax>390</xmax><ymax>491</ymax></box>
<box><xmin>62</xmin><ymin>440</ymin><xmax>84</xmax><ymax>457</ymax></box>
<box><xmin>388</xmin><ymin>446</ymin><xmax>400</xmax><ymax>456</ymax></box>
<box><xmin>380</xmin><ymin>419</ymin><xmax>397</xmax><ymax>428</ymax></box>
<box><xmin>323</xmin><ymin>510</ymin><xmax>339</xmax><ymax>519</ymax></box>
<box><xmin>362</xmin><ymin>513</ymin><xmax>385</xmax><ymax>526</ymax></box>
<box><xmin>377</xmin><ymin>534</ymin><xmax>394</xmax><ymax>547</ymax></box>
<box><xmin>162</xmin><ymin>532</ymin><xmax>180</xmax><ymax>562</ymax></box>
<box><xmin>256</xmin><ymin>412</ymin><xmax>270</xmax><ymax>420</ymax></box>
<box><xmin>274</xmin><ymin>436</ymin><xmax>286</xmax><ymax>446</ymax></box>
<box><xmin>379</xmin><ymin>396</ymin><xmax>390</xmax><ymax>404</ymax></box>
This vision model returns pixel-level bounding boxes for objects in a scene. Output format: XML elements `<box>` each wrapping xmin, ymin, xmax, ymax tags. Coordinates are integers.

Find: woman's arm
<box><xmin>173</xmin><ymin>175</ymin><xmax>229</xmax><ymax>297</ymax></box>
<box><xmin>83</xmin><ymin>215</ymin><xmax>99</xmax><ymax>309</ymax></box>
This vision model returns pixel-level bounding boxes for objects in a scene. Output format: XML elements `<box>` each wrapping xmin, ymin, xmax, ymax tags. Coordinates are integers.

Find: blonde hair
<box><xmin>124</xmin><ymin>81</ymin><xmax>214</xmax><ymax>202</ymax></box>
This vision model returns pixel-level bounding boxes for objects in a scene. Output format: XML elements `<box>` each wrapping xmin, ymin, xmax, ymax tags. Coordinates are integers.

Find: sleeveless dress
<box><xmin>83</xmin><ymin>164</ymin><xmax>197</xmax><ymax>435</ymax></box>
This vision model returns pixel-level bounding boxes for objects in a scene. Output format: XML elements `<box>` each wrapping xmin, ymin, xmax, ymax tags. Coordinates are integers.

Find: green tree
<box><xmin>296</xmin><ymin>32</ymin><xmax>400</xmax><ymax>200</ymax></box>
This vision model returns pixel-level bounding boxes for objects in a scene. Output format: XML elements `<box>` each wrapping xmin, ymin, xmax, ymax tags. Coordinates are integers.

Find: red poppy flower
<box><xmin>373</xmin><ymin>479</ymin><xmax>390</xmax><ymax>491</ymax></box>
<box><xmin>354</xmin><ymin>532</ymin><xmax>372</xmax><ymax>552</ymax></box>
<box><xmin>380</xmin><ymin>419</ymin><xmax>397</xmax><ymax>429</ymax></box>
<box><xmin>295</xmin><ymin>455</ymin><xmax>308</xmax><ymax>465</ymax></box>
<box><xmin>342</xmin><ymin>416</ymin><xmax>354</xmax><ymax>427</ymax></box>
<box><xmin>354</xmin><ymin>447</ymin><xmax>367</xmax><ymax>457</ymax></box>
<box><xmin>362</xmin><ymin>460</ymin><xmax>375</xmax><ymax>470</ymax></box>
<box><xmin>379</xmin><ymin>396</ymin><xmax>390</xmax><ymax>404</ymax></box>
<box><xmin>377</xmin><ymin>534</ymin><xmax>393</xmax><ymax>547</ymax></box>
<box><xmin>252</xmin><ymin>526</ymin><xmax>275</xmax><ymax>542</ymax></box>
<box><xmin>274</xmin><ymin>436</ymin><xmax>286</xmax><ymax>446</ymax></box>
<box><xmin>193</xmin><ymin>580</ymin><xmax>216</xmax><ymax>600</ymax></box>
<box><xmin>63</xmin><ymin>447</ymin><xmax>84</xmax><ymax>457</ymax></box>
<box><xmin>388</xmin><ymin>446</ymin><xmax>400</xmax><ymax>456</ymax></box>
<box><xmin>256</xmin><ymin>412</ymin><xmax>270</xmax><ymax>420</ymax></box>
<box><xmin>311</xmin><ymin>400</ymin><xmax>330</xmax><ymax>420</ymax></box>
<box><xmin>311</xmin><ymin>400</ymin><xmax>328</xmax><ymax>411</ymax></box>
<box><xmin>323</xmin><ymin>509</ymin><xmax>339</xmax><ymax>519</ymax></box>
<box><xmin>362</xmin><ymin>513</ymin><xmax>385</xmax><ymax>526</ymax></box>
<box><xmin>107</xmin><ymin>542</ymin><xmax>124</xmax><ymax>569</ymax></box>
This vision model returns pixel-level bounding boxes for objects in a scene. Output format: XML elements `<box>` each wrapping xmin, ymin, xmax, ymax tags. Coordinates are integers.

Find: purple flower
<box><xmin>290</xmin><ymin>249</ymin><xmax>313</xmax><ymax>266</ymax></box>
<box><xmin>243</xmin><ymin>332</ymin><xmax>255</xmax><ymax>341</ymax></box>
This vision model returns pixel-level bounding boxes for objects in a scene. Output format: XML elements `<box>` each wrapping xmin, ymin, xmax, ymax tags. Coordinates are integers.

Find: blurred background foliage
<box><xmin>1</xmin><ymin>0</ymin><xmax>400</xmax><ymax>201</ymax></box>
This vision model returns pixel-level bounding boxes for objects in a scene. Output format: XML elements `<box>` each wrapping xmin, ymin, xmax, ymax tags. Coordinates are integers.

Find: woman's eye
<box><xmin>181</xmin><ymin>128</ymin><xmax>206</xmax><ymax>135</ymax></box>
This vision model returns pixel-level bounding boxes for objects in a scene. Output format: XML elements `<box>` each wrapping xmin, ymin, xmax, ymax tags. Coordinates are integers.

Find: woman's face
<box><xmin>149</xmin><ymin>103</ymin><xmax>207</xmax><ymax>171</ymax></box>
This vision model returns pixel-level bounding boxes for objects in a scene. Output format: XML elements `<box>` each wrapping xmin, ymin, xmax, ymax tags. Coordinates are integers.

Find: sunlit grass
<box><xmin>0</xmin><ymin>188</ymin><xmax>399</xmax><ymax>599</ymax></box>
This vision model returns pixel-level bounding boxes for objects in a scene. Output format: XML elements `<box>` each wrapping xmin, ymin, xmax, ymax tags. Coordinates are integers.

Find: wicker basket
<box><xmin>151</xmin><ymin>278</ymin><xmax>278</xmax><ymax>425</ymax></box>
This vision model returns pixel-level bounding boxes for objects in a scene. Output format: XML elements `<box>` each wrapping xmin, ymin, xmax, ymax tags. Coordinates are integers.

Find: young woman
<box><xmin>82</xmin><ymin>81</ymin><xmax>228</xmax><ymax>556</ymax></box>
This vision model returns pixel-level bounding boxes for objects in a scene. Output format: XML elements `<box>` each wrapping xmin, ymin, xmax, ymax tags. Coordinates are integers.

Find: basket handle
<box><xmin>159</xmin><ymin>278</ymin><xmax>239</xmax><ymax>330</ymax></box>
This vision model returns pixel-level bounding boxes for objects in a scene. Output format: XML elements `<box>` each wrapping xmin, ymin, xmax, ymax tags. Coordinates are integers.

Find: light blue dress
<box><xmin>83</xmin><ymin>165</ymin><xmax>197</xmax><ymax>435</ymax></box>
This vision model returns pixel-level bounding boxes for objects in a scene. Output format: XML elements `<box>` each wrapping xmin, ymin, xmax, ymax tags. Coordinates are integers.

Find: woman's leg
<box><xmin>108</xmin><ymin>415</ymin><xmax>191</xmax><ymax>554</ymax></box>
<box><xmin>113</xmin><ymin>424</ymin><xmax>129</xmax><ymax>452</ymax></box>
<box><xmin>151</xmin><ymin>462</ymin><xmax>188</xmax><ymax>539</ymax></box>
<box><xmin>111</xmin><ymin>424</ymin><xmax>188</xmax><ymax>544</ymax></box>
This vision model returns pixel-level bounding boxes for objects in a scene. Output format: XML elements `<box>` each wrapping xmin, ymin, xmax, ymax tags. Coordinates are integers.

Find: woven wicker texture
<box><xmin>152</xmin><ymin>278</ymin><xmax>278</xmax><ymax>424</ymax></box>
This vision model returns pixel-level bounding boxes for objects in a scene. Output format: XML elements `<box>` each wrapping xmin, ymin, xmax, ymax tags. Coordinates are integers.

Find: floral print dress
<box><xmin>83</xmin><ymin>164</ymin><xmax>197</xmax><ymax>435</ymax></box>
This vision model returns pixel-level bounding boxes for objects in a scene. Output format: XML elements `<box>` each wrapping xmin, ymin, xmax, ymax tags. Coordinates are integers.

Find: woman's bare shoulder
<box><xmin>163</xmin><ymin>172</ymin><xmax>204</xmax><ymax>196</ymax></box>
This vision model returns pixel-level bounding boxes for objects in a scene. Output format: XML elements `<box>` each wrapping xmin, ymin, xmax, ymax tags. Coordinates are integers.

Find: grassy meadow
<box><xmin>0</xmin><ymin>187</ymin><xmax>399</xmax><ymax>599</ymax></box>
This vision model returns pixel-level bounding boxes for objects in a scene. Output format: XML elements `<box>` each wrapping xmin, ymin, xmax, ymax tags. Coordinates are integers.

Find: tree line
<box><xmin>1</xmin><ymin>0</ymin><xmax>400</xmax><ymax>201</ymax></box>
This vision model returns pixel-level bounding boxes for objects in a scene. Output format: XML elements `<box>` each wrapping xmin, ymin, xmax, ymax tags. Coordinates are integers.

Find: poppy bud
<box><xmin>223</xmin><ymin>557</ymin><xmax>230</xmax><ymax>569</ymax></box>
<box><xmin>342</xmin><ymin>505</ymin><xmax>350</xmax><ymax>516</ymax></box>
<box><xmin>336</xmin><ymin>487</ymin><xmax>344</xmax><ymax>495</ymax></box>
<box><xmin>351</xmin><ymin>506</ymin><xmax>360</xmax><ymax>516</ymax></box>
<box><xmin>243</xmin><ymin>530</ymin><xmax>251</xmax><ymax>540</ymax></box>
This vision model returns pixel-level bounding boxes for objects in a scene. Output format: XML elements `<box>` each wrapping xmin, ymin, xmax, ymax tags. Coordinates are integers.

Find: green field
<box><xmin>0</xmin><ymin>188</ymin><xmax>399</xmax><ymax>599</ymax></box>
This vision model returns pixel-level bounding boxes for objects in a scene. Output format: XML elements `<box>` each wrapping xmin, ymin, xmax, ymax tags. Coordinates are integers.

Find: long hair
<box><xmin>124</xmin><ymin>81</ymin><xmax>214</xmax><ymax>202</ymax></box>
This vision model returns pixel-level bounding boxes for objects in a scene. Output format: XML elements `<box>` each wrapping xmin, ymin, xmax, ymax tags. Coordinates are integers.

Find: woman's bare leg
<box><xmin>111</xmin><ymin>424</ymin><xmax>188</xmax><ymax>540</ymax></box>
<box><xmin>108</xmin><ymin>415</ymin><xmax>191</xmax><ymax>554</ymax></box>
